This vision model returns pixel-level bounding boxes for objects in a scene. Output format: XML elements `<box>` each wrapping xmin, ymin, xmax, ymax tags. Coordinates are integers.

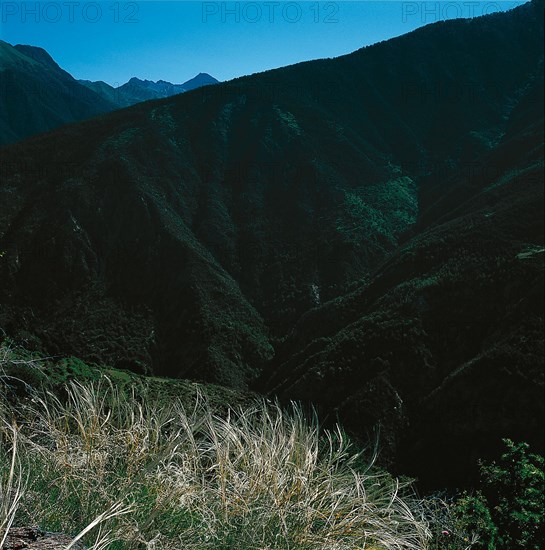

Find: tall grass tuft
<box><xmin>0</xmin><ymin>423</ymin><xmax>25</xmax><ymax>548</ymax></box>
<box><xmin>0</xmin><ymin>372</ymin><xmax>431</xmax><ymax>548</ymax></box>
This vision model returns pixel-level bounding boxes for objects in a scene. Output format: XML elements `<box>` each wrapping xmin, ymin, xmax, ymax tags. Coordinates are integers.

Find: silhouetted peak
<box><xmin>14</xmin><ymin>44</ymin><xmax>61</xmax><ymax>70</ymax></box>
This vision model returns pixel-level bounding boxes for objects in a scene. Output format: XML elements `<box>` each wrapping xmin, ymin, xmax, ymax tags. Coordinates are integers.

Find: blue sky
<box><xmin>0</xmin><ymin>1</ymin><xmax>526</xmax><ymax>86</ymax></box>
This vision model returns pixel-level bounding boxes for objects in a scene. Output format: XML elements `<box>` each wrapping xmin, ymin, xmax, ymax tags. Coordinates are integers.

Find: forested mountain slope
<box><xmin>0</xmin><ymin>0</ymin><xmax>542</xmax><ymax>484</ymax></box>
<box><xmin>0</xmin><ymin>41</ymin><xmax>117</xmax><ymax>144</ymax></box>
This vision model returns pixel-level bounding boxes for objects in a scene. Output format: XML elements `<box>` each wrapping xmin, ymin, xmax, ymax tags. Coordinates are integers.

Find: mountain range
<box><xmin>0</xmin><ymin>0</ymin><xmax>543</xmax><ymax>487</ymax></box>
<box><xmin>79</xmin><ymin>73</ymin><xmax>219</xmax><ymax>108</ymax></box>
<box><xmin>0</xmin><ymin>40</ymin><xmax>218</xmax><ymax>144</ymax></box>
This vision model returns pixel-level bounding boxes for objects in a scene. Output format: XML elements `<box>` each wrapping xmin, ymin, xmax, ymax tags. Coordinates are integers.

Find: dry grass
<box><xmin>0</xmin><ymin>423</ymin><xmax>25</xmax><ymax>548</ymax></box>
<box><xmin>1</xmin><ymin>361</ymin><xmax>431</xmax><ymax>549</ymax></box>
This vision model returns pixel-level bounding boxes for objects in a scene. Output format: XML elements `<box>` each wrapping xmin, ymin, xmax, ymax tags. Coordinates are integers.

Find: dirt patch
<box><xmin>2</xmin><ymin>527</ymin><xmax>85</xmax><ymax>550</ymax></box>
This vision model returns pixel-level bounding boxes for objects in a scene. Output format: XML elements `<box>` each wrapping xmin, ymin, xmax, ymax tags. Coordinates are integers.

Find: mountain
<box><xmin>261</xmin><ymin>73</ymin><xmax>544</xmax><ymax>486</ymax></box>
<box><xmin>0</xmin><ymin>39</ymin><xmax>219</xmax><ymax>144</ymax></box>
<box><xmin>75</xmin><ymin>79</ymin><xmax>125</xmax><ymax>107</ymax></box>
<box><xmin>0</xmin><ymin>0</ymin><xmax>543</xmax><ymax>486</ymax></box>
<box><xmin>178</xmin><ymin>72</ymin><xmax>219</xmax><ymax>92</ymax></box>
<box><xmin>79</xmin><ymin>73</ymin><xmax>220</xmax><ymax>108</ymax></box>
<box><xmin>0</xmin><ymin>41</ymin><xmax>117</xmax><ymax>145</ymax></box>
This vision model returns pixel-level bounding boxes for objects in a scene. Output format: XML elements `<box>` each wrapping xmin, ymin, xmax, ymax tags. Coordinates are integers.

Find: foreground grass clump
<box><xmin>0</xmin><ymin>375</ymin><xmax>430</xmax><ymax>549</ymax></box>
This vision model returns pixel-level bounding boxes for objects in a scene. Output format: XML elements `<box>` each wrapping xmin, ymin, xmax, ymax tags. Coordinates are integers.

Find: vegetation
<box><xmin>422</xmin><ymin>440</ymin><xmax>545</xmax><ymax>549</ymax></box>
<box><xmin>456</xmin><ymin>440</ymin><xmax>544</xmax><ymax>549</ymax></box>
<box><xmin>3</xmin><ymin>345</ymin><xmax>543</xmax><ymax>548</ymax></box>
<box><xmin>0</xmin><ymin>348</ymin><xmax>431</xmax><ymax>549</ymax></box>
<box><xmin>336</xmin><ymin>176</ymin><xmax>417</xmax><ymax>250</ymax></box>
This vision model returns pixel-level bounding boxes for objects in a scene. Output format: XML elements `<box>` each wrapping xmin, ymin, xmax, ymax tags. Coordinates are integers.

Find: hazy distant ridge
<box><xmin>79</xmin><ymin>72</ymin><xmax>219</xmax><ymax>107</ymax></box>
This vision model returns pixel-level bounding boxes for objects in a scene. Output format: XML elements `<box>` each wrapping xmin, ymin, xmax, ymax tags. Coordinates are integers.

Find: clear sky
<box><xmin>0</xmin><ymin>1</ymin><xmax>526</xmax><ymax>86</ymax></box>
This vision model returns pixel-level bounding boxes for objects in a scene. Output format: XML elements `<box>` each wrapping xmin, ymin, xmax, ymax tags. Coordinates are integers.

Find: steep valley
<box><xmin>0</xmin><ymin>0</ymin><xmax>543</xmax><ymax>486</ymax></box>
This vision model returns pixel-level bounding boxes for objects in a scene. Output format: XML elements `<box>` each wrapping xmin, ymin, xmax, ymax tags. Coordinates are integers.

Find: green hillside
<box><xmin>0</xmin><ymin>0</ymin><xmax>543</xmax><ymax>487</ymax></box>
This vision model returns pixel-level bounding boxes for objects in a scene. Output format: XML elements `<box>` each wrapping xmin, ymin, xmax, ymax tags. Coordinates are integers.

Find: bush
<box><xmin>451</xmin><ymin>493</ymin><xmax>497</xmax><ymax>549</ymax></box>
<box><xmin>480</xmin><ymin>440</ymin><xmax>544</xmax><ymax>548</ymax></box>
<box><xmin>442</xmin><ymin>439</ymin><xmax>545</xmax><ymax>549</ymax></box>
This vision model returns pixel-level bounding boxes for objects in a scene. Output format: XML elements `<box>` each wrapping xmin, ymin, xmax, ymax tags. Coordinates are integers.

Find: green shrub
<box><xmin>444</xmin><ymin>439</ymin><xmax>544</xmax><ymax>549</ymax></box>
<box><xmin>451</xmin><ymin>493</ymin><xmax>497</xmax><ymax>549</ymax></box>
<box><xmin>480</xmin><ymin>440</ymin><xmax>544</xmax><ymax>548</ymax></box>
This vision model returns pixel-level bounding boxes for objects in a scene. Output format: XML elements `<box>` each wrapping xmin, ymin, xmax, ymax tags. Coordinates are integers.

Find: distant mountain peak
<box><xmin>180</xmin><ymin>72</ymin><xmax>219</xmax><ymax>91</ymax></box>
<box><xmin>81</xmin><ymin>72</ymin><xmax>220</xmax><ymax>107</ymax></box>
<box><xmin>128</xmin><ymin>76</ymin><xmax>147</xmax><ymax>84</ymax></box>
<box><xmin>124</xmin><ymin>74</ymin><xmax>218</xmax><ymax>88</ymax></box>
